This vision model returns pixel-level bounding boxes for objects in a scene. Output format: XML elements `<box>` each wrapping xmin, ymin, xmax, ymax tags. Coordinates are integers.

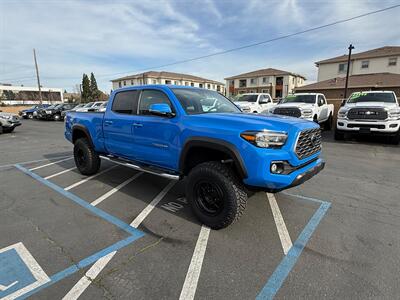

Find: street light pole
<box><xmin>33</xmin><ymin>48</ymin><xmax>43</xmax><ymax>104</ymax></box>
<box><xmin>343</xmin><ymin>44</ymin><xmax>354</xmax><ymax>99</ymax></box>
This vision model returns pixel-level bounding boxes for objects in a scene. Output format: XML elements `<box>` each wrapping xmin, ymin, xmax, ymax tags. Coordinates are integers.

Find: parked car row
<box><xmin>0</xmin><ymin>110</ymin><xmax>21</xmax><ymax>134</ymax></box>
<box><xmin>18</xmin><ymin>101</ymin><xmax>108</xmax><ymax>121</ymax></box>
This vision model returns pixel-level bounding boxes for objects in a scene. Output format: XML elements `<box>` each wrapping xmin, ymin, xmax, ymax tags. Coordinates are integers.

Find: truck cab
<box><xmin>234</xmin><ymin>93</ymin><xmax>275</xmax><ymax>113</ymax></box>
<box><xmin>335</xmin><ymin>91</ymin><xmax>400</xmax><ymax>144</ymax></box>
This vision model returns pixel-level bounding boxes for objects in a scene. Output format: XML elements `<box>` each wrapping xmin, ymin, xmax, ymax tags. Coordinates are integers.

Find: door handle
<box><xmin>133</xmin><ymin>123</ymin><xmax>143</xmax><ymax>128</ymax></box>
<box><xmin>104</xmin><ymin>120</ymin><xmax>113</xmax><ymax>126</ymax></box>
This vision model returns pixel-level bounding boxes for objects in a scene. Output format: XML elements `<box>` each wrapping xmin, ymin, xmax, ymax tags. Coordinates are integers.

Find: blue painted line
<box><xmin>17</xmin><ymin>235</ymin><xmax>139</xmax><ymax>299</ymax></box>
<box><xmin>256</xmin><ymin>199</ymin><xmax>331</xmax><ymax>299</ymax></box>
<box><xmin>15</xmin><ymin>164</ymin><xmax>144</xmax><ymax>237</ymax></box>
<box><xmin>13</xmin><ymin>163</ymin><xmax>146</xmax><ymax>299</ymax></box>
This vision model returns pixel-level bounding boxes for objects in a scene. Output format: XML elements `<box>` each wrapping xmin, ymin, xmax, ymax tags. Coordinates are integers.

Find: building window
<box><xmin>123</xmin><ymin>81</ymin><xmax>126</xmax><ymax>86</ymax></box>
<box><xmin>207</xmin><ymin>83</ymin><xmax>211</xmax><ymax>89</ymax></box>
<box><xmin>184</xmin><ymin>82</ymin><xmax>189</xmax><ymax>86</ymax></box>
<box><xmin>131</xmin><ymin>80</ymin><xmax>134</xmax><ymax>85</ymax></box>
<box><xmin>191</xmin><ymin>82</ymin><xmax>194</xmax><ymax>87</ymax></box>
<box><xmin>262</xmin><ymin>77</ymin><xmax>267</xmax><ymax>84</ymax></box>
<box><xmin>174</xmin><ymin>81</ymin><xmax>179</xmax><ymax>85</ymax></box>
<box><xmin>388</xmin><ymin>57</ymin><xmax>397</xmax><ymax>66</ymax></box>
<box><xmin>199</xmin><ymin>83</ymin><xmax>203</xmax><ymax>88</ymax></box>
<box><xmin>230</xmin><ymin>80</ymin><xmax>234</xmax><ymax>86</ymax></box>
<box><xmin>119</xmin><ymin>82</ymin><xmax>122</xmax><ymax>88</ymax></box>
<box><xmin>239</xmin><ymin>79</ymin><xmax>246</xmax><ymax>87</ymax></box>
<box><xmin>338</xmin><ymin>63</ymin><xmax>347</xmax><ymax>73</ymax></box>
<box><xmin>292</xmin><ymin>77</ymin><xmax>295</xmax><ymax>84</ymax></box>
<box><xmin>217</xmin><ymin>85</ymin><xmax>220</xmax><ymax>92</ymax></box>
<box><xmin>165</xmin><ymin>80</ymin><xmax>171</xmax><ymax>84</ymax></box>
<box><xmin>250</xmin><ymin>78</ymin><xmax>256</xmax><ymax>85</ymax></box>
<box><xmin>153</xmin><ymin>80</ymin><xmax>157</xmax><ymax>84</ymax></box>
<box><xmin>361</xmin><ymin>60</ymin><xmax>369</xmax><ymax>69</ymax></box>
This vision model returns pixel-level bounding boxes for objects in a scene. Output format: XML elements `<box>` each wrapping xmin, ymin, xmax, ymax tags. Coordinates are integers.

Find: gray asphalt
<box><xmin>0</xmin><ymin>119</ymin><xmax>399</xmax><ymax>299</ymax></box>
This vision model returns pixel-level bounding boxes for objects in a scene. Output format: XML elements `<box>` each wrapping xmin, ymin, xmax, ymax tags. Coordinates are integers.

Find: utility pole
<box><xmin>33</xmin><ymin>48</ymin><xmax>43</xmax><ymax>104</ymax></box>
<box><xmin>343</xmin><ymin>44</ymin><xmax>354</xmax><ymax>99</ymax></box>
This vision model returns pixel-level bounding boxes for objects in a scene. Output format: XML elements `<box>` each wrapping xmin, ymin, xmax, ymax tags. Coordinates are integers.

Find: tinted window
<box><xmin>282</xmin><ymin>95</ymin><xmax>316</xmax><ymax>104</ymax></box>
<box><xmin>139</xmin><ymin>90</ymin><xmax>173</xmax><ymax>115</ymax></box>
<box><xmin>112</xmin><ymin>90</ymin><xmax>138</xmax><ymax>114</ymax></box>
<box><xmin>236</xmin><ymin>94</ymin><xmax>258</xmax><ymax>102</ymax></box>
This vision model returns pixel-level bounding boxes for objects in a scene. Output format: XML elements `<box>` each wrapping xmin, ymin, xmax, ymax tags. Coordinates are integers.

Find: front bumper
<box><xmin>3</xmin><ymin>121</ymin><xmax>21</xmax><ymax>128</ymax></box>
<box><xmin>336</xmin><ymin>118</ymin><xmax>399</xmax><ymax>134</ymax></box>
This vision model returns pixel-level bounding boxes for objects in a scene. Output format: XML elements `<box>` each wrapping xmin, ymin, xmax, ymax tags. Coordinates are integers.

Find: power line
<box><xmin>1</xmin><ymin>4</ymin><xmax>399</xmax><ymax>83</ymax></box>
<box><xmin>95</xmin><ymin>4</ymin><xmax>400</xmax><ymax>78</ymax></box>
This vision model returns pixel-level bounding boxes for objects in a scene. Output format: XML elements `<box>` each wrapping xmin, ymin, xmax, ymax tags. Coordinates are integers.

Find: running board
<box><xmin>100</xmin><ymin>155</ymin><xmax>180</xmax><ymax>180</ymax></box>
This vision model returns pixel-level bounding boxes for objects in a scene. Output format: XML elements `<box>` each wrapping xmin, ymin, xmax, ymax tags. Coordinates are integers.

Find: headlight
<box><xmin>388</xmin><ymin>108</ymin><xmax>400</xmax><ymax>120</ymax></box>
<box><xmin>338</xmin><ymin>108</ymin><xmax>349</xmax><ymax>119</ymax></box>
<box><xmin>301</xmin><ymin>109</ymin><xmax>313</xmax><ymax>117</ymax></box>
<box><xmin>241</xmin><ymin>130</ymin><xmax>288</xmax><ymax>148</ymax></box>
<box><xmin>45</xmin><ymin>110</ymin><xmax>52</xmax><ymax>114</ymax></box>
<box><xmin>2</xmin><ymin>115</ymin><xmax>12</xmax><ymax>120</ymax></box>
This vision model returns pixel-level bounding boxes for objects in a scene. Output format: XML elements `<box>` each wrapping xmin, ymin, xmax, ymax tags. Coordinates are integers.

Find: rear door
<box><xmin>131</xmin><ymin>89</ymin><xmax>180</xmax><ymax>170</ymax></box>
<box><xmin>103</xmin><ymin>90</ymin><xmax>139</xmax><ymax>160</ymax></box>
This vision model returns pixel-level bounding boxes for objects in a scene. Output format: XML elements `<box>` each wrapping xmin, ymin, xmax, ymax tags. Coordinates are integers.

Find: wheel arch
<box><xmin>179</xmin><ymin>137</ymin><xmax>248</xmax><ymax>179</ymax></box>
<box><xmin>72</xmin><ymin>125</ymin><xmax>94</xmax><ymax>147</ymax></box>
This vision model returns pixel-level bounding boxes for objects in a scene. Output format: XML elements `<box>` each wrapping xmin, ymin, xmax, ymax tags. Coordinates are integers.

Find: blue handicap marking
<box><xmin>0</xmin><ymin>243</ymin><xmax>49</xmax><ymax>299</ymax></box>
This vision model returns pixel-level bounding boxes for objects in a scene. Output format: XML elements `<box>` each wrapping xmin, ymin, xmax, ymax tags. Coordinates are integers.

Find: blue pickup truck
<box><xmin>65</xmin><ymin>85</ymin><xmax>324</xmax><ymax>229</ymax></box>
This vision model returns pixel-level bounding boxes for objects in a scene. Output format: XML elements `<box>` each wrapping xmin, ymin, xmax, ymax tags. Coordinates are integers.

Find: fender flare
<box><xmin>179</xmin><ymin>137</ymin><xmax>248</xmax><ymax>178</ymax></box>
<box><xmin>71</xmin><ymin>124</ymin><xmax>94</xmax><ymax>147</ymax></box>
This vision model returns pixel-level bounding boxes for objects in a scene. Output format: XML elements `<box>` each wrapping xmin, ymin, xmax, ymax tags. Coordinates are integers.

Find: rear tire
<box><xmin>324</xmin><ymin>114</ymin><xmax>333</xmax><ymax>131</ymax></box>
<box><xmin>186</xmin><ymin>161</ymin><xmax>247</xmax><ymax>230</ymax></box>
<box><xmin>28</xmin><ymin>113</ymin><xmax>34</xmax><ymax>119</ymax></box>
<box><xmin>3</xmin><ymin>127</ymin><xmax>15</xmax><ymax>133</ymax></box>
<box><xmin>73</xmin><ymin>138</ymin><xmax>101</xmax><ymax>175</ymax></box>
<box><xmin>334</xmin><ymin>127</ymin><xmax>345</xmax><ymax>140</ymax></box>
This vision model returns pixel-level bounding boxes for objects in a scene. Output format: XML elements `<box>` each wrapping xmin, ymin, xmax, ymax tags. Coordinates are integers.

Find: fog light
<box><xmin>271</xmin><ymin>162</ymin><xmax>284</xmax><ymax>174</ymax></box>
<box><xmin>338</xmin><ymin>122</ymin><xmax>344</xmax><ymax>126</ymax></box>
<box><xmin>389</xmin><ymin>123</ymin><xmax>398</xmax><ymax>128</ymax></box>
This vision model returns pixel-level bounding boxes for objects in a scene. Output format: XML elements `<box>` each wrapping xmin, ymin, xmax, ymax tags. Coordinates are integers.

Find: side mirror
<box><xmin>149</xmin><ymin>103</ymin><xmax>174</xmax><ymax>117</ymax></box>
<box><xmin>340</xmin><ymin>99</ymin><xmax>347</xmax><ymax>107</ymax></box>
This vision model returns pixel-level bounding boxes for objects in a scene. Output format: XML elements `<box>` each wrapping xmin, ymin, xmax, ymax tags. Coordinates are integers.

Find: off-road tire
<box><xmin>186</xmin><ymin>161</ymin><xmax>247</xmax><ymax>230</ymax></box>
<box><xmin>3</xmin><ymin>127</ymin><xmax>15</xmax><ymax>133</ymax></box>
<box><xmin>334</xmin><ymin>128</ymin><xmax>345</xmax><ymax>140</ymax></box>
<box><xmin>73</xmin><ymin>138</ymin><xmax>101</xmax><ymax>175</ymax></box>
<box><xmin>324</xmin><ymin>114</ymin><xmax>333</xmax><ymax>131</ymax></box>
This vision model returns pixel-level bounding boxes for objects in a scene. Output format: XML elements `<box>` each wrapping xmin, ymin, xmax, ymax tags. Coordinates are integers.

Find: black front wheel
<box><xmin>186</xmin><ymin>161</ymin><xmax>248</xmax><ymax>230</ymax></box>
<box><xmin>73</xmin><ymin>138</ymin><xmax>101</xmax><ymax>175</ymax></box>
<box><xmin>334</xmin><ymin>128</ymin><xmax>345</xmax><ymax>140</ymax></box>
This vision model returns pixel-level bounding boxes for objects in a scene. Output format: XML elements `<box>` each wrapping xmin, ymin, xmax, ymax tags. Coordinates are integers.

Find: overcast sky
<box><xmin>0</xmin><ymin>0</ymin><xmax>399</xmax><ymax>92</ymax></box>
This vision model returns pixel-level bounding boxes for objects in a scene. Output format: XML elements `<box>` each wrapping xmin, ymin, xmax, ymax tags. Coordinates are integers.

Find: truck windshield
<box><xmin>281</xmin><ymin>95</ymin><xmax>315</xmax><ymax>104</ymax></box>
<box><xmin>235</xmin><ymin>94</ymin><xmax>258</xmax><ymax>102</ymax></box>
<box><xmin>172</xmin><ymin>89</ymin><xmax>241</xmax><ymax>115</ymax></box>
<box><xmin>347</xmin><ymin>92</ymin><xmax>396</xmax><ymax>103</ymax></box>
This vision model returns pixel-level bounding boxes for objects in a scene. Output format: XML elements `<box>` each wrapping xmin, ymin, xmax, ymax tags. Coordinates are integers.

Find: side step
<box><xmin>100</xmin><ymin>155</ymin><xmax>180</xmax><ymax>180</ymax></box>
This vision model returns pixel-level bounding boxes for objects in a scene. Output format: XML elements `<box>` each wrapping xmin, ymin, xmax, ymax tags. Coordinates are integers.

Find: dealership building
<box><xmin>0</xmin><ymin>84</ymin><xmax>64</xmax><ymax>105</ymax></box>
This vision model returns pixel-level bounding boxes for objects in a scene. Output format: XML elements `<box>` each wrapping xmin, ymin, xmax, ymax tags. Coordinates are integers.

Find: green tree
<box><xmin>90</xmin><ymin>72</ymin><xmax>100</xmax><ymax>100</ymax></box>
<box><xmin>81</xmin><ymin>73</ymin><xmax>91</xmax><ymax>102</ymax></box>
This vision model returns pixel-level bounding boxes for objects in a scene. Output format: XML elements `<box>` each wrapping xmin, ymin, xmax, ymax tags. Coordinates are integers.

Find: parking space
<box><xmin>1</xmin><ymin>120</ymin><xmax>399</xmax><ymax>299</ymax></box>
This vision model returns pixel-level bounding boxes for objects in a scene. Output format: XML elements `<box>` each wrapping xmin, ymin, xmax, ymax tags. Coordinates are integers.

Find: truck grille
<box><xmin>273</xmin><ymin>107</ymin><xmax>301</xmax><ymax>118</ymax></box>
<box><xmin>295</xmin><ymin>128</ymin><xmax>322</xmax><ymax>160</ymax></box>
<box><xmin>347</xmin><ymin>107</ymin><xmax>387</xmax><ymax>120</ymax></box>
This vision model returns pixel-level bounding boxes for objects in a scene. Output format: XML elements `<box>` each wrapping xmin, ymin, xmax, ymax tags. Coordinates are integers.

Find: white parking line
<box><xmin>0</xmin><ymin>155</ymin><xmax>71</xmax><ymax>170</ymax></box>
<box><xmin>44</xmin><ymin>167</ymin><xmax>76</xmax><ymax>180</ymax></box>
<box><xmin>90</xmin><ymin>172</ymin><xmax>143</xmax><ymax>206</ymax></box>
<box><xmin>179</xmin><ymin>225</ymin><xmax>211</xmax><ymax>300</ymax></box>
<box><xmin>29</xmin><ymin>157</ymin><xmax>73</xmax><ymax>171</ymax></box>
<box><xmin>63</xmin><ymin>181</ymin><xmax>176</xmax><ymax>300</ymax></box>
<box><xmin>267</xmin><ymin>193</ymin><xmax>293</xmax><ymax>255</ymax></box>
<box><xmin>64</xmin><ymin>166</ymin><xmax>117</xmax><ymax>191</ymax></box>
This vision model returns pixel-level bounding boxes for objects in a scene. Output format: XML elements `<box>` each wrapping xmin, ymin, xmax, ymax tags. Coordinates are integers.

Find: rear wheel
<box><xmin>324</xmin><ymin>114</ymin><xmax>333</xmax><ymax>131</ymax></box>
<box><xmin>334</xmin><ymin>127</ymin><xmax>345</xmax><ymax>140</ymax></box>
<box><xmin>73</xmin><ymin>138</ymin><xmax>101</xmax><ymax>175</ymax></box>
<box><xmin>28</xmin><ymin>113</ymin><xmax>34</xmax><ymax>119</ymax></box>
<box><xmin>54</xmin><ymin>114</ymin><xmax>61</xmax><ymax>121</ymax></box>
<box><xmin>186</xmin><ymin>161</ymin><xmax>247</xmax><ymax>230</ymax></box>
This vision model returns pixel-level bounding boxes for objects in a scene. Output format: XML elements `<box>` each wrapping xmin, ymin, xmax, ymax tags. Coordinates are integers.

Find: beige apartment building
<box><xmin>111</xmin><ymin>71</ymin><xmax>225</xmax><ymax>94</ymax></box>
<box><xmin>316</xmin><ymin>46</ymin><xmax>400</xmax><ymax>81</ymax></box>
<box><xmin>224</xmin><ymin>68</ymin><xmax>306</xmax><ymax>99</ymax></box>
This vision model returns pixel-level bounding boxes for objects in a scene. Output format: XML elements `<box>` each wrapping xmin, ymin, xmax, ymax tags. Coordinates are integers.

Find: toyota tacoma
<box><xmin>65</xmin><ymin>85</ymin><xmax>325</xmax><ymax>229</ymax></box>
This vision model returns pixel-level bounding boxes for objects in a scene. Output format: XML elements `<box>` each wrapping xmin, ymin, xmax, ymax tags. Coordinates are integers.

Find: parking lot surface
<box><xmin>1</xmin><ymin>120</ymin><xmax>399</xmax><ymax>299</ymax></box>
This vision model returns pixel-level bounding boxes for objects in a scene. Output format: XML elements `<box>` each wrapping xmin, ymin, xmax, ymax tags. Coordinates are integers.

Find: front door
<box><xmin>132</xmin><ymin>89</ymin><xmax>180</xmax><ymax>170</ymax></box>
<box><xmin>103</xmin><ymin>89</ymin><xmax>139</xmax><ymax>160</ymax></box>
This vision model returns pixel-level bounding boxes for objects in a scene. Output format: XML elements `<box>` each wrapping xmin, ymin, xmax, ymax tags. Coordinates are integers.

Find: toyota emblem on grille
<box><xmin>310</xmin><ymin>133</ymin><xmax>317</xmax><ymax>146</ymax></box>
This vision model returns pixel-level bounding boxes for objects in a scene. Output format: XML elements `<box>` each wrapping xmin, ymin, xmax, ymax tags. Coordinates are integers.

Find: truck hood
<box><xmin>0</xmin><ymin>112</ymin><xmax>18</xmax><ymax>118</ymax></box>
<box><xmin>187</xmin><ymin>112</ymin><xmax>317</xmax><ymax>132</ymax></box>
<box><xmin>345</xmin><ymin>102</ymin><xmax>398</xmax><ymax>108</ymax></box>
<box><xmin>275</xmin><ymin>102</ymin><xmax>315</xmax><ymax>109</ymax></box>
<box><xmin>235</xmin><ymin>102</ymin><xmax>257</xmax><ymax>108</ymax></box>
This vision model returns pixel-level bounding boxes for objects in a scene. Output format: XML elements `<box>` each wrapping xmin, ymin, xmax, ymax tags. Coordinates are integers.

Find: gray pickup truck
<box><xmin>0</xmin><ymin>111</ymin><xmax>21</xmax><ymax>134</ymax></box>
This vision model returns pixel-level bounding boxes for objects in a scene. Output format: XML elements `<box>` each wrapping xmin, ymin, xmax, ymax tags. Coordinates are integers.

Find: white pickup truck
<box><xmin>234</xmin><ymin>93</ymin><xmax>275</xmax><ymax>113</ymax></box>
<box><xmin>335</xmin><ymin>91</ymin><xmax>400</xmax><ymax>144</ymax></box>
<box><xmin>268</xmin><ymin>93</ymin><xmax>334</xmax><ymax>130</ymax></box>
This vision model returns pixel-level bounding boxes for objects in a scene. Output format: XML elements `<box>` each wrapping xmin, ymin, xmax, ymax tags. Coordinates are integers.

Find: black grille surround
<box><xmin>295</xmin><ymin>128</ymin><xmax>322</xmax><ymax>160</ymax></box>
<box><xmin>273</xmin><ymin>107</ymin><xmax>301</xmax><ymax>118</ymax></box>
<box><xmin>347</xmin><ymin>107</ymin><xmax>388</xmax><ymax>120</ymax></box>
